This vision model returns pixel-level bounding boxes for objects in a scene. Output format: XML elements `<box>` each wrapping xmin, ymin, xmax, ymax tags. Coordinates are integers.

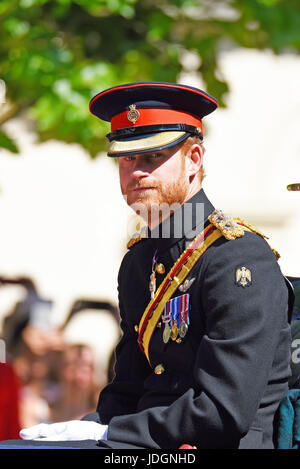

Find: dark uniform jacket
<box><xmin>89</xmin><ymin>189</ymin><xmax>292</xmax><ymax>449</ymax></box>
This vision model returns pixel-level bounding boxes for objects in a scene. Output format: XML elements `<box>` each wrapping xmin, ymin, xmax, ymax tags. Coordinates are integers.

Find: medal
<box><xmin>163</xmin><ymin>294</ymin><xmax>190</xmax><ymax>343</ymax></box>
<box><xmin>179</xmin><ymin>296</ymin><xmax>190</xmax><ymax>338</ymax></box>
<box><xmin>170</xmin><ymin>301</ymin><xmax>180</xmax><ymax>341</ymax></box>
<box><xmin>171</xmin><ymin>323</ymin><xmax>179</xmax><ymax>341</ymax></box>
<box><xmin>149</xmin><ymin>271</ymin><xmax>156</xmax><ymax>299</ymax></box>
<box><xmin>179</xmin><ymin>320</ymin><xmax>188</xmax><ymax>338</ymax></box>
<box><xmin>149</xmin><ymin>250</ymin><xmax>158</xmax><ymax>299</ymax></box>
<box><xmin>162</xmin><ymin>301</ymin><xmax>171</xmax><ymax>344</ymax></box>
<box><xmin>149</xmin><ymin>252</ymin><xmax>166</xmax><ymax>299</ymax></box>
<box><xmin>163</xmin><ymin>323</ymin><xmax>171</xmax><ymax>343</ymax></box>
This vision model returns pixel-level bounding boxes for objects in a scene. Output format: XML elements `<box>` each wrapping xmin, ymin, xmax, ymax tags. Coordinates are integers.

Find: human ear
<box><xmin>185</xmin><ymin>144</ymin><xmax>203</xmax><ymax>177</ymax></box>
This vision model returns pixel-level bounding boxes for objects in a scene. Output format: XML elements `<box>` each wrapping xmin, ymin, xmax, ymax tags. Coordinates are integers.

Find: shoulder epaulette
<box><xmin>208</xmin><ymin>210</ymin><xmax>245</xmax><ymax>240</ymax></box>
<box><xmin>236</xmin><ymin>216</ymin><xmax>281</xmax><ymax>260</ymax></box>
<box><xmin>234</xmin><ymin>216</ymin><xmax>269</xmax><ymax>240</ymax></box>
<box><xmin>126</xmin><ymin>227</ymin><xmax>147</xmax><ymax>250</ymax></box>
<box><xmin>208</xmin><ymin>210</ymin><xmax>280</xmax><ymax>260</ymax></box>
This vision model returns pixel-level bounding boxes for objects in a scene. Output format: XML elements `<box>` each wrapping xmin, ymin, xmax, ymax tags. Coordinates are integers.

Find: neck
<box><xmin>183</xmin><ymin>179</ymin><xmax>202</xmax><ymax>205</ymax></box>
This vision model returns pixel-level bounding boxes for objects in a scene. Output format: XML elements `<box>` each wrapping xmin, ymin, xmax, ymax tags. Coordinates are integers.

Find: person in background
<box><xmin>48</xmin><ymin>344</ymin><xmax>98</xmax><ymax>423</ymax></box>
<box><xmin>1</xmin><ymin>282</ymin><xmax>63</xmax><ymax>428</ymax></box>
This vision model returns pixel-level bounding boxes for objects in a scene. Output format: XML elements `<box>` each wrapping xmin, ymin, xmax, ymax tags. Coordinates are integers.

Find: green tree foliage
<box><xmin>0</xmin><ymin>0</ymin><xmax>300</xmax><ymax>156</ymax></box>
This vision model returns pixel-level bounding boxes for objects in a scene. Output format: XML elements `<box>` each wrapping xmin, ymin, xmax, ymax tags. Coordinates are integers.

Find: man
<box><xmin>10</xmin><ymin>82</ymin><xmax>293</xmax><ymax>448</ymax></box>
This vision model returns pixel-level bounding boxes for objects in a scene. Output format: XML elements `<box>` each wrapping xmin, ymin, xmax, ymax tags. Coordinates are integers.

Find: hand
<box><xmin>22</xmin><ymin>326</ymin><xmax>64</xmax><ymax>355</ymax></box>
<box><xmin>20</xmin><ymin>420</ymin><xmax>108</xmax><ymax>441</ymax></box>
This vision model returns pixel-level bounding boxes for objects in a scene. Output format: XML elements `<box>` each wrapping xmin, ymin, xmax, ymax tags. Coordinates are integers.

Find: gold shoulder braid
<box><xmin>208</xmin><ymin>210</ymin><xmax>245</xmax><ymax>240</ymax></box>
<box><xmin>234</xmin><ymin>217</ymin><xmax>269</xmax><ymax>239</ymax></box>
<box><xmin>208</xmin><ymin>210</ymin><xmax>280</xmax><ymax>260</ymax></box>
<box><xmin>127</xmin><ymin>227</ymin><xmax>147</xmax><ymax>249</ymax></box>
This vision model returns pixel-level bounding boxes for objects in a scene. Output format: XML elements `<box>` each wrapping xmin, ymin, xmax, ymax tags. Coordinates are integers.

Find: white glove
<box><xmin>19</xmin><ymin>420</ymin><xmax>108</xmax><ymax>441</ymax></box>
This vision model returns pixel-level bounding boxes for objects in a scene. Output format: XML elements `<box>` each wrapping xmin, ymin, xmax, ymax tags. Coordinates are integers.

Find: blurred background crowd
<box><xmin>0</xmin><ymin>0</ymin><xmax>300</xmax><ymax>442</ymax></box>
<box><xmin>0</xmin><ymin>276</ymin><xmax>120</xmax><ymax>440</ymax></box>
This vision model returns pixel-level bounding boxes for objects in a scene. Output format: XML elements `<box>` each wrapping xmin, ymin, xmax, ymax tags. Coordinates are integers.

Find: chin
<box><xmin>127</xmin><ymin>191</ymin><xmax>158</xmax><ymax>206</ymax></box>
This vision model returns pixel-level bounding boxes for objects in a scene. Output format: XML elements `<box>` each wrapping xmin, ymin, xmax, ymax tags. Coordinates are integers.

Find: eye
<box><xmin>151</xmin><ymin>152</ymin><xmax>163</xmax><ymax>158</ymax></box>
<box><xmin>124</xmin><ymin>155</ymin><xmax>136</xmax><ymax>162</ymax></box>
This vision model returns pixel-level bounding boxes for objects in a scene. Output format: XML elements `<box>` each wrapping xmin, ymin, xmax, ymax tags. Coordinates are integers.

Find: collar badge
<box><xmin>236</xmin><ymin>266</ymin><xmax>252</xmax><ymax>287</ymax></box>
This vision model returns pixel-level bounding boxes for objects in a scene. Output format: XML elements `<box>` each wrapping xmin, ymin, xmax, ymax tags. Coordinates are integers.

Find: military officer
<box><xmin>17</xmin><ymin>82</ymin><xmax>292</xmax><ymax>449</ymax></box>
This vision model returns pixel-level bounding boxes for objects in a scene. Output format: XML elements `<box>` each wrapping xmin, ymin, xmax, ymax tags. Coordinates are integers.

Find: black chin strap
<box><xmin>106</xmin><ymin>124</ymin><xmax>203</xmax><ymax>142</ymax></box>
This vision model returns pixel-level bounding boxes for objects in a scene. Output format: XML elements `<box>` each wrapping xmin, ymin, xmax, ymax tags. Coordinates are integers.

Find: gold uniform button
<box><xmin>134</xmin><ymin>325</ymin><xmax>139</xmax><ymax>332</ymax></box>
<box><xmin>154</xmin><ymin>364</ymin><xmax>165</xmax><ymax>375</ymax></box>
<box><xmin>156</xmin><ymin>263</ymin><xmax>165</xmax><ymax>274</ymax></box>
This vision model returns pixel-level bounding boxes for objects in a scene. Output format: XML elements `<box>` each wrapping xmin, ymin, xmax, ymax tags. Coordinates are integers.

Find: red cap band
<box><xmin>111</xmin><ymin>108</ymin><xmax>203</xmax><ymax>133</ymax></box>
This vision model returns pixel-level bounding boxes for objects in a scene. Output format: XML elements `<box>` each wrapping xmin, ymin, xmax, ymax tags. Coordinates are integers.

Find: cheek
<box><xmin>155</xmin><ymin>158</ymin><xmax>178</xmax><ymax>178</ymax></box>
<box><xmin>155</xmin><ymin>160</ymin><xmax>184</xmax><ymax>183</ymax></box>
<box><xmin>118</xmin><ymin>165</ymin><xmax>129</xmax><ymax>189</ymax></box>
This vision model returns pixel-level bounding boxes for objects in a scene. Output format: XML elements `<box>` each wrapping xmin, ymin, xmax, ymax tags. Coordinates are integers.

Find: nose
<box><xmin>131</xmin><ymin>167</ymin><xmax>150</xmax><ymax>181</ymax></box>
<box><xmin>130</xmin><ymin>157</ymin><xmax>152</xmax><ymax>179</ymax></box>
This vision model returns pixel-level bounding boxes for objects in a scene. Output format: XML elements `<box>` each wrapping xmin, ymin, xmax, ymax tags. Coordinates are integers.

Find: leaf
<box><xmin>0</xmin><ymin>129</ymin><xmax>19</xmax><ymax>154</ymax></box>
<box><xmin>1</xmin><ymin>0</ymin><xmax>300</xmax><ymax>157</ymax></box>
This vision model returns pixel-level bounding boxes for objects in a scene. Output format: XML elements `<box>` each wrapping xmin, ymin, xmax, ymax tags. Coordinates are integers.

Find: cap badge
<box><xmin>127</xmin><ymin>104</ymin><xmax>140</xmax><ymax>124</ymax></box>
